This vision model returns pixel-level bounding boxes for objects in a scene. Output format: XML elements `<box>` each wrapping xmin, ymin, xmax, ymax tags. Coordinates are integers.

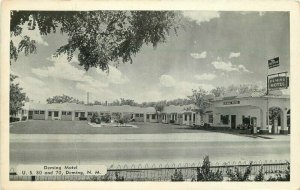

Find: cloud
<box><xmin>31</xmin><ymin>54</ymin><xmax>130</xmax><ymax>102</ymax></box>
<box><xmin>194</xmin><ymin>73</ymin><xmax>216</xmax><ymax>80</ymax></box>
<box><xmin>75</xmin><ymin>82</ymin><xmax>116</xmax><ymax>101</ymax></box>
<box><xmin>211</xmin><ymin>60</ymin><xmax>252</xmax><ymax>73</ymax></box>
<box><xmin>176</xmin><ymin>81</ymin><xmax>214</xmax><ymax>96</ymax></box>
<box><xmin>158</xmin><ymin>74</ymin><xmax>215</xmax><ymax>99</ymax></box>
<box><xmin>159</xmin><ymin>75</ymin><xmax>176</xmax><ymax>87</ymax></box>
<box><xmin>96</xmin><ymin>65</ymin><xmax>129</xmax><ymax>85</ymax></box>
<box><xmin>11</xmin><ymin>16</ymin><xmax>48</xmax><ymax>46</ymax></box>
<box><xmin>32</xmin><ymin>55</ymin><xmax>93</xmax><ymax>82</ymax></box>
<box><xmin>211</xmin><ymin>60</ymin><xmax>238</xmax><ymax>72</ymax></box>
<box><xmin>238</xmin><ymin>64</ymin><xmax>252</xmax><ymax>73</ymax></box>
<box><xmin>229</xmin><ymin>52</ymin><xmax>241</xmax><ymax>58</ymax></box>
<box><xmin>190</xmin><ymin>51</ymin><xmax>207</xmax><ymax>59</ymax></box>
<box><xmin>182</xmin><ymin>11</ymin><xmax>220</xmax><ymax>24</ymax></box>
<box><xmin>15</xmin><ymin>76</ymin><xmax>51</xmax><ymax>102</ymax></box>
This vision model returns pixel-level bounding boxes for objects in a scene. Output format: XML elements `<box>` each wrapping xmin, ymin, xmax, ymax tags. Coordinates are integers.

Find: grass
<box><xmin>10</xmin><ymin>120</ymin><xmax>212</xmax><ymax>134</ymax></box>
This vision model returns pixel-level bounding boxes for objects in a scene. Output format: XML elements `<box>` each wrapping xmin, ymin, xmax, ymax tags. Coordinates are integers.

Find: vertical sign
<box><xmin>268</xmin><ymin>57</ymin><xmax>279</xmax><ymax>69</ymax></box>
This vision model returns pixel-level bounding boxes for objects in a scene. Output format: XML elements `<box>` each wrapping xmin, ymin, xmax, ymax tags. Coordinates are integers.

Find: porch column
<box><xmin>280</xmin><ymin>110</ymin><xmax>289</xmax><ymax>134</ymax></box>
<box><xmin>260</xmin><ymin>108</ymin><xmax>269</xmax><ymax>134</ymax></box>
<box><xmin>72</xmin><ymin>111</ymin><xmax>76</xmax><ymax>121</ymax></box>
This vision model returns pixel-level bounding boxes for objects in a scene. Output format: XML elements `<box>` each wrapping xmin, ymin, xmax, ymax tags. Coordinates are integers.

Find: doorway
<box><xmin>231</xmin><ymin>115</ymin><xmax>236</xmax><ymax>129</ymax></box>
<box><xmin>28</xmin><ymin>111</ymin><xmax>33</xmax><ymax>120</ymax></box>
<box><xmin>53</xmin><ymin>111</ymin><xmax>59</xmax><ymax>120</ymax></box>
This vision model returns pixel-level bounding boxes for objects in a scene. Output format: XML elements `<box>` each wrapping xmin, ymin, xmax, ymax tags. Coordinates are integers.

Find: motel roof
<box><xmin>24</xmin><ymin>102</ymin><xmax>156</xmax><ymax>113</ymax></box>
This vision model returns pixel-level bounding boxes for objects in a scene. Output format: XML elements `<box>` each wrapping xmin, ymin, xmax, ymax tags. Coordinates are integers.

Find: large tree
<box><xmin>10</xmin><ymin>75</ymin><xmax>26</xmax><ymax>116</ymax></box>
<box><xmin>226</xmin><ymin>84</ymin><xmax>266</xmax><ymax>95</ymax></box>
<box><xmin>210</xmin><ymin>86</ymin><xmax>226</xmax><ymax>98</ymax></box>
<box><xmin>46</xmin><ymin>94</ymin><xmax>84</xmax><ymax>104</ymax></box>
<box><xmin>10</xmin><ymin>11</ymin><xmax>181</xmax><ymax>71</ymax></box>
<box><xmin>120</xmin><ymin>98</ymin><xmax>137</xmax><ymax>106</ymax></box>
<box><xmin>188</xmin><ymin>87</ymin><xmax>210</xmax><ymax>120</ymax></box>
<box><xmin>154</xmin><ymin>100</ymin><xmax>166</xmax><ymax>120</ymax></box>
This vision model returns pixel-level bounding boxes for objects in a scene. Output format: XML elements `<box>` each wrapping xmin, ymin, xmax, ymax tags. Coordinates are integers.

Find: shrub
<box><xmin>115</xmin><ymin>172</ymin><xmax>124</xmax><ymax>181</ymax></box>
<box><xmin>203</xmin><ymin>123</ymin><xmax>211</xmax><ymax>129</ymax></box>
<box><xmin>267</xmin><ymin>162</ymin><xmax>290</xmax><ymax>181</ymax></box>
<box><xmin>197</xmin><ymin>156</ymin><xmax>223</xmax><ymax>181</ymax></box>
<box><xmin>79</xmin><ymin>117</ymin><xmax>87</xmax><ymax>121</ymax></box>
<box><xmin>10</xmin><ymin>117</ymin><xmax>20</xmax><ymax>123</ymax></box>
<box><xmin>21</xmin><ymin>116</ymin><xmax>27</xmax><ymax>121</ymax></box>
<box><xmin>101</xmin><ymin>114</ymin><xmax>111</xmax><ymax>123</ymax></box>
<box><xmin>90</xmin><ymin>113</ymin><xmax>99</xmax><ymax>123</ymax></box>
<box><xmin>170</xmin><ymin>120</ymin><xmax>175</xmax><ymax>124</ymax></box>
<box><xmin>226</xmin><ymin>162</ymin><xmax>252</xmax><ymax>181</ymax></box>
<box><xmin>254</xmin><ymin>165</ymin><xmax>264</xmax><ymax>181</ymax></box>
<box><xmin>285</xmin><ymin>162</ymin><xmax>290</xmax><ymax>181</ymax></box>
<box><xmin>171</xmin><ymin>169</ymin><xmax>184</xmax><ymax>181</ymax></box>
<box><xmin>117</xmin><ymin>115</ymin><xmax>131</xmax><ymax>125</ymax></box>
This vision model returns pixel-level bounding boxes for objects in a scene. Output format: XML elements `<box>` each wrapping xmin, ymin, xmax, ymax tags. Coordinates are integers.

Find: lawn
<box><xmin>9</xmin><ymin>120</ymin><xmax>210</xmax><ymax>134</ymax></box>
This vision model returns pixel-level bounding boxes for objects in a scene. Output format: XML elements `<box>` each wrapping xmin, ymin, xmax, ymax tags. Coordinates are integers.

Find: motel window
<box><xmin>75</xmin><ymin>112</ymin><xmax>79</xmax><ymax>117</ymax></box>
<box><xmin>135</xmin><ymin>114</ymin><xmax>139</xmax><ymax>117</ymax></box>
<box><xmin>62</xmin><ymin>111</ymin><xmax>66</xmax><ymax>115</ymax></box>
<box><xmin>140</xmin><ymin>114</ymin><xmax>144</xmax><ymax>117</ymax></box>
<box><xmin>147</xmin><ymin>114</ymin><xmax>150</xmax><ymax>119</ymax></box>
<box><xmin>48</xmin><ymin>111</ymin><xmax>52</xmax><ymax>116</ymax></box>
<box><xmin>54</xmin><ymin>111</ymin><xmax>59</xmax><ymax>117</ymax></box>
<box><xmin>80</xmin><ymin>112</ymin><xmax>85</xmax><ymax>117</ymax></box>
<box><xmin>184</xmin><ymin>114</ymin><xmax>187</xmax><ymax>121</ymax></box>
<box><xmin>40</xmin><ymin>110</ymin><xmax>45</xmax><ymax>114</ymax></box>
<box><xmin>67</xmin><ymin>112</ymin><xmax>72</xmax><ymax>115</ymax></box>
<box><xmin>152</xmin><ymin>114</ymin><xmax>156</xmax><ymax>119</ymax></box>
<box><xmin>34</xmin><ymin>110</ymin><xmax>39</xmax><ymax>114</ymax></box>
<box><xmin>88</xmin><ymin>112</ymin><xmax>93</xmax><ymax>116</ymax></box>
<box><xmin>209</xmin><ymin>114</ymin><xmax>213</xmax><ymax>123</ymax></box>
<box><xmin>220</xmin><ymin>115</ymin><xmax>229</xmax><ymax>125</ymax></box>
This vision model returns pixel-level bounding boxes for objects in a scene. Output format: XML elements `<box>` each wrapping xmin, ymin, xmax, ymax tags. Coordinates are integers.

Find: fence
<box><xmin>9</xmin><ymin>160</ymin><xmax>289</xmax><ymax>181</ymax></box>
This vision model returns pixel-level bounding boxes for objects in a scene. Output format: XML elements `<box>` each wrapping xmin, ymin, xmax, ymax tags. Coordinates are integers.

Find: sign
<box><xmin>223</xmin><ymin>100</ymin><xmax>240</xmax><ymax>105</ymax></box>
<box><xmin>269</xmin><ymin>76</ymin><xmax>288</xmax><ymax>90</ymax></box>
<box><xmin>268</xmin><ymin>57</ymin><xmax>279</xmax><ymax>69</ymax></box>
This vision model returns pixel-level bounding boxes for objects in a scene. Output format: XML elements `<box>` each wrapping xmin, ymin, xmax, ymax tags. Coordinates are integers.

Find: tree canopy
<box><xmin>188</xmin><ymin>87</ymin><xmax>210</xmax><ymax>115</ymax></box>
<box><xmin>10</xmin><ymin>11</ymin><xmax>181</xmax><ymax>71</ymax></box>
<box><xmin>10</xmin><ymin>75</ymin><xmax>26</xmax><ymax>116</ymax></box>
<box><xmin>46</xmin><ymin>94</ymin><xmax>84</xmax><ymax>104</ymax></box>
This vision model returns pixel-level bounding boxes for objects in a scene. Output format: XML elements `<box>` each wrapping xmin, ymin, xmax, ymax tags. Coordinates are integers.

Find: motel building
<box><xmin>18</xmin><ymin>103</ymin><xmax>155</xmax><ymax>122</ymax></box>
<box><xmin>14</xmin><ymin>91</ymin><xmax>290</xmax><ymax>135</ymax></box>
<box><xmin>210</xmin><ymin>92</ymin><xmax>290</xmax><ymax>134</ymax></box>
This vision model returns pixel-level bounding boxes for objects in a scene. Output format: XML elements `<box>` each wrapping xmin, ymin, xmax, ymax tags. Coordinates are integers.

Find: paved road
<box><xmin>10</xmin><ymin>133</ymin><xmax>290</xmax><ymax>168</ymax></box>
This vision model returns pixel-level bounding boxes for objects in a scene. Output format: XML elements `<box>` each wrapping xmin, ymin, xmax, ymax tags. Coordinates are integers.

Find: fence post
<box><xmin>31</xmin><ymin>176</ymin><xmax>36</xmax><ymax>181</ymax></box>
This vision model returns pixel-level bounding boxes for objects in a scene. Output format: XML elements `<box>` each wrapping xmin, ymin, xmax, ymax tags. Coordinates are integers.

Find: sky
<box><xmin>10</xmin><ymin>11</ymin><xmax>290</xmax><ymax>104</ymax></box>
